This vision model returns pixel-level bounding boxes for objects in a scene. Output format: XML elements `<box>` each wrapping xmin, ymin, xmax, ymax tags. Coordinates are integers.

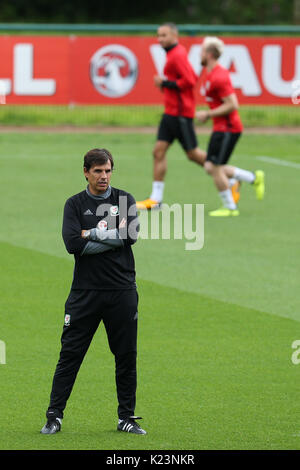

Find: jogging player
<box><xmin>196</xmin><ymin>36</ymin><xmax>265</xmax><ymax>217</ymax></box>
<box><xmin>40</xmin><ymin>148</ymin><xmax>146</xmax><ymax>435</ymax></box>
<box><xmin>136</xmin><ymin>22</ymin><xmax>206</xmax><ymax>210</ymax></box>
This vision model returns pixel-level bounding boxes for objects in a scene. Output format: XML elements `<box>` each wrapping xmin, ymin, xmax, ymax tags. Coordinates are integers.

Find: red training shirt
<box><xmin>200</xmin><ymin>64</ymin><xmax>243</xmax><ymax>133</ymax></box>
<box><xmin>162</xmin><ymin>43</ymin><xmax>198</xmax><ymax>118</ymax></box>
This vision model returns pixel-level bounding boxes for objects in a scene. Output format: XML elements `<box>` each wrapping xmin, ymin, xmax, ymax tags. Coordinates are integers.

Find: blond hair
<box><xmin>202</xmin><ymin>36</ymin><xmax>224</xmax><ymax>59</ymax></box>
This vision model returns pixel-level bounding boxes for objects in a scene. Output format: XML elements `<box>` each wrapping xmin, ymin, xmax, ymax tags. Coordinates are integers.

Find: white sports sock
<box><xmin>233</xmin><ymin>167</ymin><xmax>255</xmax><ymax>184</ymax></box>
<box><xmin>219</xmin><ymin>189</ymin><xmax>237</xmax><ymax>210</ymax></box>
<box><xmin>228</xmin><ymin>177</ymin><xmax>238</xmax><ymax>188</ymax></box>
<box><xmin>150</xmin><ymin>181</ymin><xmax>164</xmax><ymax>202</ymax></box>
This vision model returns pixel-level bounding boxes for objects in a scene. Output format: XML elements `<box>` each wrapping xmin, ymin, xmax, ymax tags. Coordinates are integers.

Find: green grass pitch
<box><xmin>0</xmin><ymin>131</ymin><xmax>300</xmax><ymax>450</ymax></box>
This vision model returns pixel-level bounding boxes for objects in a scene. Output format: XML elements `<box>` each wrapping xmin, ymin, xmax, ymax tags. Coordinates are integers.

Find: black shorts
<box><xmin>157</xmin><ymin>113</ymin><xmax>198</xmax><ymax>151</ymax></box>
<box><xmin>206</xmin><ymin>131</ymin><xmax>241</xmax><ymax>165</ymax></box>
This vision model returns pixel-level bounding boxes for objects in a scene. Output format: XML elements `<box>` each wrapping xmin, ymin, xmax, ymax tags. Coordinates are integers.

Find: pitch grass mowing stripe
<box><xmin>1</xmin><ymin>241</ymin><xmax>300</xmax><ymax>450</ymax></box>
<box><xmin>255</xmin><ymin>156</ymin><xmax>300</xmax><ymax>169</ymax></box>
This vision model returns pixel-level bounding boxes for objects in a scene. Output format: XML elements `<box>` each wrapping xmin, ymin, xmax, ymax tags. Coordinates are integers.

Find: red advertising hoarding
<box><xmin>0</xmin><ymin>35</ymin><xmax>299</xmax><ymax>105</ymax></box>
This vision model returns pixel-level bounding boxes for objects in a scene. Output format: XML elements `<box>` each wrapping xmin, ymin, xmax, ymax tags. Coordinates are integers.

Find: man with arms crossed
<box><xmin>41</xmin><ymin>148</ymin><xmax>146</xmax><ymax>435</ymax></box>
<box><xmin>196</xmin><ymin>36</ymin><xmax>265</xmax><ymax>216</ymax></box>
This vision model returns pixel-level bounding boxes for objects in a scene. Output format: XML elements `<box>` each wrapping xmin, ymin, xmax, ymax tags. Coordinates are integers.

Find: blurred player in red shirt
<box><xmin>197</xmin><ymin>36</ymin><xmax>265</xmax><ymax>216</ymax></box>
<box><xmin>137</xmin><ymin>23</ymin><xmax>206</xmax><ymax>210</ymax></box>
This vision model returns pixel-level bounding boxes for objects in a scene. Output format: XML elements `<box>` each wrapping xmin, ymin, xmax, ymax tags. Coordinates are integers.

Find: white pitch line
<box><xmin>256</xmin><ymin>156</ymin><xmax>300</xmax><ymax>169</ymax></box>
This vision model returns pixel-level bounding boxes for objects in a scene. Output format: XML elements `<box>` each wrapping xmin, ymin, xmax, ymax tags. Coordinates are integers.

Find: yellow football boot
<box><xmin>253</xmin><ymin>170</ymin><xmax>265</xmax><ymax>200</ymax></box>
<box><xmin>209</xmin><ymin>207</ymin><xmax>240</xmax><ymax>217</ymax></box>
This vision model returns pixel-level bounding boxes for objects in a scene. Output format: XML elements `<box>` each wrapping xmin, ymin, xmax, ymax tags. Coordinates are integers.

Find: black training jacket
<box><xmin>62</xmin><ymin>187</ymin><xmax>139</xmax><ymax>290</ymax></box>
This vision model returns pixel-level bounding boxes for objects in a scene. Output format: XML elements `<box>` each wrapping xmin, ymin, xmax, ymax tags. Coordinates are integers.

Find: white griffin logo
<box><xmin>90</xmin><ymin>44</ymin><xmax>138</xmax><ymax>98</ymax></box>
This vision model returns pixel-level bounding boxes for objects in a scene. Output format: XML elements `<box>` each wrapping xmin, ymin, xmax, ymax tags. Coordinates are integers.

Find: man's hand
<box><xmin>81</xmin><ymin>219</ymin><xmax>126</xmax><ymax>240</ymax></box>
<box><xmin>81</xmin><ymin>229</ymin><xmax>90</xmax><ymax>239</ymax></box>
<box><xmin>196</xmin><ymin>110</ymin><xmax>210</xmax><ymax>123</ymax></box>
<box><xmin>154</xmin><ymin>75</ymin><xmax>164</xmax><ymax>88</ymax></box>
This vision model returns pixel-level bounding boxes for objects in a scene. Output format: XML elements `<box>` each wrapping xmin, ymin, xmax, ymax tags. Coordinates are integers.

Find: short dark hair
<box><xmin>83</xmin><ymin>148</ymin><xmax>114</xmax><ymax>171</ymax></box>
<box><xmin>160</xmin><ymin>22</ymin><xmax>178</xmax><ymax>34</ymax></box>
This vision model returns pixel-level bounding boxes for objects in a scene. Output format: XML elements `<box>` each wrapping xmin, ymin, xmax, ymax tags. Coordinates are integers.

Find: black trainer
<box><xmin>40</xmin><ymin>415</ymin><xmax>62</xmax><ymax>435</ymax></box>
<box><xmin>117</xmin><ymin>416</ymin><xmax>147</xmax><ymax>435</ymax></box>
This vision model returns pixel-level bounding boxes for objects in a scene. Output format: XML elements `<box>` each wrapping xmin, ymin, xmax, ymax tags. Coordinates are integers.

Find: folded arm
<box><xmin>63</xmin><ymin>194</ymin><xmax>139</xmax><ymax>257</ymax></box>
<box><xmin>81</xmin><ymin>240</ymin><xmax>119</xmax><ymax>256</ymax></box>
<box><xmin>62</xmin><ymin>198</ymin><xmax>89</xmax><ymax>255</ymax></box>
<box><xmin>80</xmin><ymin>226</ymin><xmax>124</xmax><ymax>256</ymax></box>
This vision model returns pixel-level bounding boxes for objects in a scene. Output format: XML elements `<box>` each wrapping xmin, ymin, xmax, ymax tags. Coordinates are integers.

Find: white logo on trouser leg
<box><xmin>0</xmin><ymin>340</ymin><xmax>6</xmax><ymax>364</ymax></box>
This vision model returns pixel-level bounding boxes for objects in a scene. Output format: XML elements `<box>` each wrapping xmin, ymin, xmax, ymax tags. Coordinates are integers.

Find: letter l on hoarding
<box><xmin>14</xmin><ymin>44</ymin><xmax>56</xmax><ymax>96</ymax></box>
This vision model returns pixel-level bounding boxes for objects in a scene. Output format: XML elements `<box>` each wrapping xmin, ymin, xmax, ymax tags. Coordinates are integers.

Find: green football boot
<box><xmin>253</xmin><ymin>170</ymin><xmax>265</xmax><ymax>200</ymax></box>
<box><xmin>209</xmin><ymin>207</ymin><xmax>240</xmax><ymax>217</ymax></box>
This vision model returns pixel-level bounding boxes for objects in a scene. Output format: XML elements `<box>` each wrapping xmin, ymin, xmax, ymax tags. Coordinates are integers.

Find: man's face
<box><xmin>157</xmin><ymin>26</ymin><xmax>178</xmax><ymax>49</ymax></box>
<box><xmin>84</xmin><ymin>160</ymin><xmax>112</xmax><ymax>194</ymax></box>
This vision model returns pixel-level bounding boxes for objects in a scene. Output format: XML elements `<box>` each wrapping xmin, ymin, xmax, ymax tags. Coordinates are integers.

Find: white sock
<box><xmin>228</xmin><ymin>177</ymin><xmax>238</xmax><ymax>188</ymax></box>
<box><xmin>219</xmin><ymin>189</ymin><xmax>237</xmax><ymax>210</ymax></box>
<box><xmin>233</xmin><ymin>167</ymin><xmax>255</xmax><ymax>184</ymax></box>
<box><xmin>150</xmin><ymin>181</ymin><xmax>164</xmax><ymax>202</ymax></box>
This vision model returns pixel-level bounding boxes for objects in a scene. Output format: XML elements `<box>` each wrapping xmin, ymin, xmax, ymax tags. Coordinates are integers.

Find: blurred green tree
<box><xmin>0</xmin><ymin>0</ymin><xmax>294</xmax><ymax>24</ymax></box>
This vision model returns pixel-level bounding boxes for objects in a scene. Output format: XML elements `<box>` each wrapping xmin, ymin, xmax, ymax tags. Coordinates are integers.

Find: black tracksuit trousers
<box><xmin>47</xmin><ymin>288</ymin><xmax>138</xmax><ymax>420</ymax></box>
